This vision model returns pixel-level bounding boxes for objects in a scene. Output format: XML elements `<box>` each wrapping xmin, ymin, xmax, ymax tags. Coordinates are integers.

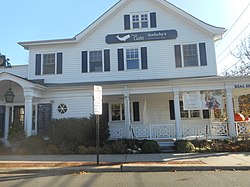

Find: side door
<box><xmin>37</xmin><ymin>104</ymin><xmax>52</xmax><ymax>135</ymax></box>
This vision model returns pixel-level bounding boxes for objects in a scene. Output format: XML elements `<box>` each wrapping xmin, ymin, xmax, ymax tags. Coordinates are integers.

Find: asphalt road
<box><xmin>0</xmin><ymin>170</ymin><xmax>249</xmax><ymax>187</ymax></box>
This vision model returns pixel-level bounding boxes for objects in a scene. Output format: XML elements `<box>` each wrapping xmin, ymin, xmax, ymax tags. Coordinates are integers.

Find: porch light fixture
<box><xmin>4</xmin><ymin>81</ymin><xmax>15</xmax><ymax>103</ymax></box>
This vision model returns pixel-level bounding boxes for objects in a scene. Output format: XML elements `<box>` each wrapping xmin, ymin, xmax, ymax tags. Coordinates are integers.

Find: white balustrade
<box><xmin>235</xmin><ymin>122</ymin><xmax>250</xmax><ymax>136</ymax></box>
<box><xmin>109</xmin><ymin>122</ymin><xmax>249</xmax><ymax>140</ymax></box>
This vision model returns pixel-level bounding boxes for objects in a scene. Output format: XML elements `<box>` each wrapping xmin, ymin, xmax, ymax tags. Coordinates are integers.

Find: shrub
<box><xmin>108</xmin><ymin>140</ymin><xmax>128</xmax><ymax>154</ymax></box>
<box><xmin>175</xmin><ymin>140</ymin><xmax>195</xmax><ymax>153</ymax></box>
<box><xmin>141</xmin><ymin>140</ymin><xmax>160</xmax><ymax>153</ymax></box>
<box><xmin>8</xmin><ymin>120</ymin><xmax>26</xmax><ymax>143</ymax></box>
<box><xmin>48</xmin><ymin>116</ymin><xmax>110</xmax><ymax>153</ymax></box>
<box><xmin>47</xmin><ymin>144</ymin><xmax>60</xmax><ymax>154</ymax></box>
<box><xmin>22</xmin><ymin>136</ymin><xmax>47</xmax><ymax>154</ymax></box>
<box><xmin>76</xmin><ymin>145</ymin><xmax>88</xmax><ymax>154</ymax></box>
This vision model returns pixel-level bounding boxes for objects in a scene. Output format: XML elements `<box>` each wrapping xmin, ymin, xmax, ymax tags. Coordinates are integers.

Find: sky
<box><xmin>0</xmin><ymin>0</ymin><xmax>249</xmax><ymax>75</ymax></box>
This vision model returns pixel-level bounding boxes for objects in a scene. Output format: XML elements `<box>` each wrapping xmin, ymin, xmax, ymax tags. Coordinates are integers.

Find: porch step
<box><xmin>158</xmin><ymin>141</ymin><xmax>175</xmax><ymax>153</ymax></box>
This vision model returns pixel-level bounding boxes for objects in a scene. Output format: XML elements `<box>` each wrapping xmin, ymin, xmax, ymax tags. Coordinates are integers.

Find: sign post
<box><xmin>94</xmin><ymin>85</ymin><xmax>102</xmax><ymax>165</ymax></box>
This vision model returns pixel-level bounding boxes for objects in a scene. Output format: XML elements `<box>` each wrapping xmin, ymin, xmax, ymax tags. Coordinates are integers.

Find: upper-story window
<box><xmin>118</xmin><ymin>47</ymin><xmax>148</xmax><ymax>71</ymax></box>
<box><xmin>43</xmin><ymin>54</ymin><xmax>55</xmax><ymax>74</ymax></box>
<box><xmin>174</xmin><ymin>43</ymin><xmax>207</xmax><ymax>68</ymax></box>
<box><xmin>35</xmin><ymin>52</ymin><xmax>63</xmax><ymax>75</ymax></box>
<box><xmin>126</xmin><ymin>48</ymin><xmax>139</xmax><ymax>69</ymax></box>
<box><xmin>124</xmin><ymin>12</ymin><xmax>157</xmax><ymax>30</ymax></box>
<box><xmin>89</xmin><ymin>51</ymin><xmax>102</xmax><ymax>72</ymax></box>
<box><xmin>132</xmin><ymin>14</ymin><xmax>148</xmax><ymax>29</ymax></box>
<box><xmin>82</xmin><ymin>50</ymin><xmax>110</xmax><ymax>73</ymax></box>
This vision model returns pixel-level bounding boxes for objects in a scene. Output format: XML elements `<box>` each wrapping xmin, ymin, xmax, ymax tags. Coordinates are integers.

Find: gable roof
<box><xmin>18</xmin><ymin>0</ymin><xmax>226</xmax><ymax>50</ymax></box>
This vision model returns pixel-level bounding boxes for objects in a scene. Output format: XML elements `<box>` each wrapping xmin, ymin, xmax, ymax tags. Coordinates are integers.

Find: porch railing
<box><xmin>109</xmin><ymin>122</ymin><xmax>249</xmax><ymax>140</ymax></box>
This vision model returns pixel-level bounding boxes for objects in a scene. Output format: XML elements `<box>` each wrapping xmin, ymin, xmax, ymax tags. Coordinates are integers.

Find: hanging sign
<box><xmin>106</xmin><ymin>29</ymin><xmax>177</xmax><ymax>44</ymax></box>
<box><xmin>182</xmin><ymin>91</ymin><xmax>202</xmax><ymax>110</ymax></box>
<box><xmin>94</xmin><ymin>85</ymin><xmax>102</xmax><ymax>115</ymax></box>
<box><xmin>201</xmin><ymin>92</ymin><xmax>223</xmax><ymax>110</ymax></box>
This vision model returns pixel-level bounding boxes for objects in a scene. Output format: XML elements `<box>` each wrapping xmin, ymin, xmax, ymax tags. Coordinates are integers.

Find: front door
<box><xmin>37</xmin><ymin>104</ymin><xmax>52</xmax><ymax>135</ymax></box>
<box><xmin>0</xmin><ymin>106</ymin><xmax>5</xmax><ymax>138</ymax></box>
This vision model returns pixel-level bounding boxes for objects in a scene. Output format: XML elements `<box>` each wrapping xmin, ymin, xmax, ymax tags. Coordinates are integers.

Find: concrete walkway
<box><xmin>0</xmin><ymin>152</ymin><xmax>249</xmax><ymax>172</ymax></box>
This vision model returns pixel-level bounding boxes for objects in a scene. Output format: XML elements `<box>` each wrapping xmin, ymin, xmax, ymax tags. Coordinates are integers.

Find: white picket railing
<box><xmin>109</xmin><ymin>122</ymin><xmax>249</xmax><ymax>140</ymax></box>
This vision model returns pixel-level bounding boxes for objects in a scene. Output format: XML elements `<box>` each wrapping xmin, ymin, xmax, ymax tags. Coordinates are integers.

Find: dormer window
<box><xmin>124</xmin><ymin>12</ymin><xmax>157</xmax><ymax>30</ymax></box>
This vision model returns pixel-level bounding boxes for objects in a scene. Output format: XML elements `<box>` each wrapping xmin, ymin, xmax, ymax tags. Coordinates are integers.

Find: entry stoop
<box><xmin>157</xmin><ymin>140</ymin><xmax>175</xmax><ymax>153</ymax></box>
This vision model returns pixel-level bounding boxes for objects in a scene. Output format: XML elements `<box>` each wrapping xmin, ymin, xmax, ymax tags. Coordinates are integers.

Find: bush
<box><xmin>175</xmin><ymin>140</ymin><xmax>195</xmax><ymax>153</ymax></box>
<box><xmin>141</xmin><ymin>140</ymin><xmax>160</xmax><ymax>153</ymax></box>
<box><xmin>48</xmin><ymin>116</ymin><xmax>110</xmax><ymax>153</ymax></box>
<box><xmin>22</xmin><ymin>136</ymin><xmax>47</xmax><ymax>154</ymax></box>
<box><xmin>76</xmin><ymin>146</ymin><xmax>96</xmax><ymax>154</ymax></box>
<box><xmin>47</xmin><ymin>144</ymin><xmax>60</xmax><ymax>154</ymax></box>
<box><xmin>8</xmin><ymin>121</ymin><xmax>26</xmax><ymax>143</ymax></box>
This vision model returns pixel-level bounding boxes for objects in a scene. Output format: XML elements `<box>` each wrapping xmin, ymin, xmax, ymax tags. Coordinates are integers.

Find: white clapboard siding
<box><xmin>0</xmin><ymin>65</ymin><xmax>28</xmax><ymax>78</ymax></box>
<box><xmin>27</xmin><ymin>0</ymin><xmax>218</xmax><ymax>84</ymax></box>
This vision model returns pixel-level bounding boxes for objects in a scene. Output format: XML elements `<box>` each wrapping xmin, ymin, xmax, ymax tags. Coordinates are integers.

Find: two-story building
<box><xmin>0</xmin><ymin>0</ymin><xmax>249</xmax><ymax>144</ymax></box>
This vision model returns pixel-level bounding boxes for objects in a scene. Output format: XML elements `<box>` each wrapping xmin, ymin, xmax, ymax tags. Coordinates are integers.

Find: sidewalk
<box><xmin>0</xmin><ymin>152</ymin><xmax>249</xmax><ymax>172</ymax></box>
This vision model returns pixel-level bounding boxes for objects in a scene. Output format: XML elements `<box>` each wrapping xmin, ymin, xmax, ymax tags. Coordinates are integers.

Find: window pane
<box><xmin>126</xmin><ymin>49</ymin><xmax>139</xmax><ymax>70</ymax></box>
<box><xmin>190</xmin><ymin>110</ymin><xmax>200</xmax><ymax>118</ymax></box>
<box><xmin>183</xmin><ymin>44</ymin><xmax>198</xmax><ymax>67</ymax></box>
<box><xmin>112</xmin><ymin>104</ymin><xmax>120</xmax><ymax>121</ymax></box>
<box><xmin>132</xmin><ymin>15</ymin><xmax>140</xmax><ymax>29</ymax></box>
<box><xmin>180</xmin><ymin>101</ymin><xmax>189</xmax><ymax>118</ymax></box>
<box><xmin>90</xmin><ymin>51</ymin><xmax>102</xmax><ymax>72</ymax></box>
<box><xmin>141</xmin><ymin>14</ymin><xmax>148</xmax><ymax>28</ymax></box>
<box><xmin>43</xmin><ymin>54</ymin><xmax>55</xmax><ymax>74</ymax></box>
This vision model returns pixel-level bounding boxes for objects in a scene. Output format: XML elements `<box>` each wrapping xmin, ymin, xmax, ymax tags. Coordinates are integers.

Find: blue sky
<box><xmin>0</xmin><ymin>0</ymin><xmax>249</xmax><ymax>74</ymax></box>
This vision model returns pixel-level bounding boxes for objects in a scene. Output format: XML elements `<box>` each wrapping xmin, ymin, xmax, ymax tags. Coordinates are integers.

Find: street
<box><xmin>0</xmin><ymin>170</ymin><xmax>249</xmax><ymax>187</ymax></box>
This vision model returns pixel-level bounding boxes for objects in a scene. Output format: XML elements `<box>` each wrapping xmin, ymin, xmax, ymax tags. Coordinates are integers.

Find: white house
<box><xmin>0</xmin><ymin>0</ymin><xmax>249</xmax><ymax>144</ymax></box>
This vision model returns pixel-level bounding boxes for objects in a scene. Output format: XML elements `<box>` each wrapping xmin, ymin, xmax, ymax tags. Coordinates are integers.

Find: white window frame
<box><xmin>42</xmin><ymin>53</ymin><xmax>57</xmax><ymax>75</ymax></box>
<box><xmin>180</xmin><ymin>101</ymin><xmax>201</xmax><ymax>119</ymax></box>
<box><xmin>179</xmin><ymin>43</ymin><xmax>201</xmax><ymax>68</ymax></box>
<box><xmin>131</xmin><ymin>13</ymin><xmax>149</xmax><ymax>29</ymax></box>
<box><xmin>89</xmin><ymin>50</ymin><xmax>103</xmax><ymax>73</ymax></box>
<box><xmin>125</xmin><ymin>47</ymin><xmax>142</xmax><ymax>70</ymax></box>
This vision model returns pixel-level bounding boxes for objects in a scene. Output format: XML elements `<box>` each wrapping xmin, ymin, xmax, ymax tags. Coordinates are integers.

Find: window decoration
<box><xmin>57</xmin><ymin>104</ymin><xmax>68</xmax><ymax>114</ymax></box>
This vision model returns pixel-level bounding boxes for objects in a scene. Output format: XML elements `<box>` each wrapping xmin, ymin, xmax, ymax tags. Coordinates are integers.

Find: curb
<box><xmin>0</xmin><ymin>164</ymin><xmax>250</xmax><ymax>173</ymax></box>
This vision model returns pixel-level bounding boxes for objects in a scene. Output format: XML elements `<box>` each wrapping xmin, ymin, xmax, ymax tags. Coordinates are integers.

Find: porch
<box><xmin>109</xmin><ymin>121</ymin><xmax>250</xmax><ymax>140</ymax></box>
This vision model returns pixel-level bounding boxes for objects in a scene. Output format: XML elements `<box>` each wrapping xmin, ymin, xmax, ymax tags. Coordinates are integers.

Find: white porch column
<box><xmin>173</xmin><ymin>90</ymin><xmax>182</xmax><ymax>139</ymax></box>
<box><xmin>124</xmin><ymin>87</ymin><xmax>131</xmax><ymax>139</ymax></box>
<box><xmin>3</xmin><ymin>106</ymin><xmax>10</xmax><ymax>144</ymax></box>
<box><xmin>24</xmin><ymin>89</ymin><xmax>34</xmax><ymax>137</ymax></box>
<box><xmin>226</xmin><ymin>88</ymin><xmax>236</xmax><ymax>137</ymax></box>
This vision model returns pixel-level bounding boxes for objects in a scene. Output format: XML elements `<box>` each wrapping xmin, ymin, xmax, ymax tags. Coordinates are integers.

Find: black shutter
<box><xmin>57</xmin><ymin>52</ymin><xmax>63</xmax><ymax>74</ymax></box>
<box><xmin>35</xmin><ymin>54</ymin><xmax>41</xmax><ymax>75</ymax></box>
<box><xmin>150</xmin><ymin>12</ymin><xmax>157</xmax><ymax>28</ymax></box>
<box><xmin>174</xmin><ymin>45</ymin><xmax>182</xmax><ymax>68</ymax></box>
<box><xmin>118</xmin><ymin>49</ymin><xmax>124</xmax><ymax>71</ymax></box>
<box><xmin>203</xmin><ymin>110</ymin><xmax>210</xmax><ymax>119</ymax></box>
<box><xmin>199</xmin><ymin>43</ymin><xmax>207</xmax><ymax>66</ymax></box>
<box><xmin>169</xmin><ymin>100</ymin><xmax>175</xmax><ymax>120</ymax></box>
<box><xmin>104</xmin><ymin>49</ymin><xmax>110</xmax><ymax>72</ymax></box>
<box><xmin>101</xmin><ymin>103</ymin><xmax>109</xmax><ymax>124</ymax></box>
<box><xmin>82</xmin><ymin>51</ymin><xmax>88</xmax><ymax>73</ymax></box>
<box><xmin>0</xmin><ymin>106</ymin><xmax>5</xmax><ymax>138</ymax></box>
<box><xmin>124</xmin><ymin>15</ymin><xmax>130</xmax><ymax>30</ymax></box>
<box><xmin>133</xmin><ymin>102</ymin><xmax>140</xmax><ymax>121</ymax></box>
<box><xmin>141</xmin><ymin>47</ymin><xmax>148</xmax><ymax>69</ymax></box>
